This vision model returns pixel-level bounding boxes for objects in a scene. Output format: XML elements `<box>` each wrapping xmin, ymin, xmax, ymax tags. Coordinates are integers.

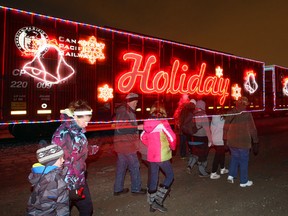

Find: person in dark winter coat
<box><xmin>141</xmin><ymin>101</ymin><xmax>176</xmax><ymax>213</ymax></box>
<box><xmin>223</xmin><ymin>96</ymin><xmax>259</xmax><ymax>187</ymax></box>
<box><xmin>27</xmin><ymin>144</ymin><xmax>69</xmax><ymax>216</ymax></box>
<box><xmin>51</xmin><ymin>100</ymin><xmax>99</xmax><ymax>215</ymax></box>
<box><xmin>173</xmin><ymin>94</ymin><xmax>190</xmax><ymax>158</ymax></box>
<box><xmin>113</xmin><ymin>93</ymin><xmax>146</xmax><ymax>195</ymax></box>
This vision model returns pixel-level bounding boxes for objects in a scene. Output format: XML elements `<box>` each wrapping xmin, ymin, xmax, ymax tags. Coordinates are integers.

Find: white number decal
<box><xmin>36</xmin><ymin>82</ymin><xmax>52</xmax><ymax>89</ymax></box>
<box><xmin>10</xmin><ymin>81</ymin><xmax>28</xmax><ymax>88</ymax></box>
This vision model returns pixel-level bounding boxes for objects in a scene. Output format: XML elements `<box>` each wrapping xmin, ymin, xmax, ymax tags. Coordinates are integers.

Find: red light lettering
<box><xmin>117</xmin><ymin>52</ymin><xmax>230</xmax><ymax>105</ymax></box>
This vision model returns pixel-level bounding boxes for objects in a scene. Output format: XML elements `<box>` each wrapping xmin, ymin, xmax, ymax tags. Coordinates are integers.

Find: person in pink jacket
<box><xmin>140</xmin><ymin>101</ymin><xmax>176</xmax><ymax>213</ymax></box>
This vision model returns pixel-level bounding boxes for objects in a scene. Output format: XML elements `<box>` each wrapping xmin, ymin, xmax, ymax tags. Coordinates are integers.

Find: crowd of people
<box><xmin>26</xmin><ymin>93</ymin><xmax>259</xmax><ymax>215</ymax></box>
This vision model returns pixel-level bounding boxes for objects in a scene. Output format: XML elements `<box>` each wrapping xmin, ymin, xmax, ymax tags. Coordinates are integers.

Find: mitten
<box><xmin>252</xmin><ymin>142</ymin><xmax>259</xmax><ymax>156</ymax></box>
<box><xmin>69</xmin><ymin>187</ymin><xmax>86</xmax><ymax>201</ymax></box>
<box><xmin>89</xmin><ymin>145</ymin><xmax>99</xmax><ymax>155</ymax></box>
<box><xmin>223</xmin><ymin>140</ymin><xmax>229</xmax><ymax>152</ymax></box>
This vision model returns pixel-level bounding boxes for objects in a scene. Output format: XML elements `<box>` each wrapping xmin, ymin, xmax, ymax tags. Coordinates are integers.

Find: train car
<box><xmin>263</xmin><ymin>65</ymin><xmax>288</xmax><ymax>117</ymax></box>
<box><xmin>0</xmin><ymin>6</ymin><xmax>265</xmax><ymax>139</ymax></box>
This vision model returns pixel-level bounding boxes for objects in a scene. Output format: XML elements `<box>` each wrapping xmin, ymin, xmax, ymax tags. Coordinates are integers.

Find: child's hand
<box><xmin>208</xmin><ymin>142</ymin><xmax>213</xmax><ymax>147</ymax></box>
<box><xmin>69</xmin><ymin>187</ymin><xmax>86</xmax><ymax>200</ymax></box>
<box><xmin>89</xmin><ymin>145</ymin><xmax>99</xmax><ymax>155</ymax></box>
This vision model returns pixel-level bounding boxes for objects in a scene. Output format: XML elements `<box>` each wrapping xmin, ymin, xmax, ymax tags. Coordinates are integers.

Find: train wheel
<box><xmin>38</xmin><ymin>122</ymin><xmax>60</xmax><ymax>138</ymax></box>
<box><xmin>9</xmin><ymin>124</ymin><xmax>41</xmax><ymax>140</ymax></box>
<box><xmin>8</xmin><ymin>123</ymin><xmax>60</xmax><ymax>141</ymax></box>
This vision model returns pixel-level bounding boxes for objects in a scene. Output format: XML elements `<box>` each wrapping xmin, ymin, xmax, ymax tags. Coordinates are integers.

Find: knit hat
<box><xmin>36</xmin><ymin>144</ymin><xmax>64</xmax><ymax>165</ymax></box>
<box><xmin>190</xmin><ymin>99</ymin><xmax>197</xmax><ymax>105</ymax></box>
<box><xmin>196</xmin><ymin>100</ymin><xmax>206</xmax><ymax>111</ymax></box>
<box><xmin>236</xmin><ymin>96</ymin><xmax>249</xmax><ymax>106</ymax></box>
<box><xmin>125</xmin><ymin>93</ymin><xmax>139</xmax><ymax>102</ymax></box>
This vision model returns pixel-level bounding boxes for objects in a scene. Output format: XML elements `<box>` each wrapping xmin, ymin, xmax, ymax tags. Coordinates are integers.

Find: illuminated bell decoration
<box><xmin>283</xmin><ymin>77</ymin><xmax>288</xmax><ymax>96</ymax></box>
<box><xmin>22</xmin><ymin>43</ymin><xmax>75</xmax><ymax>84</ymax></box>
<box><xmin>244</xmin><ymin>71</ymin><xmax>258</xmax><ymax>94</ymax></box>
<box><xmin>231</xmin><ymin>84</ymin><xmax>242</xmax><ymax>100</ymax></box>
<box><xmin>78</xmin><ymin>36</ymin><xmax>105</xmax><ymax>64</ymax></box>
<box><xmin>98</xmin><ymin>84</ymin><xmax>113</xmax><ymax>102</ymax></box>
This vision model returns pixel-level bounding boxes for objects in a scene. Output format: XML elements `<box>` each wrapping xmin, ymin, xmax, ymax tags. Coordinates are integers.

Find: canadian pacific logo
<box><xmin>14</xmin><ymin>26</ymin><xmax>49</xmax><ymax>56</ymax></box>
<box><xmin>15</xmin><ymin>26</ymin><xmax>75</xmax><ymax>84</ymax></box>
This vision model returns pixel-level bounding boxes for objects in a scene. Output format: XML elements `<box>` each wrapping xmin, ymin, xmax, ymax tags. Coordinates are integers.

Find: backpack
<box><xmin>181</xmin><ymin>115</ymin><xmax>201</xmax><ymax>136</ymax></box>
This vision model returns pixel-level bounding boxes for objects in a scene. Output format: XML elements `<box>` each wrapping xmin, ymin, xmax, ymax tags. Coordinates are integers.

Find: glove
<box><xmin>252</xmin><ymin>142</ymin><xmax>259</xmax><ymax>156</ymax></box>
<box><xmin>89</xmin><ymin>145</ymin><xmax>99</xmax><ymax>155</ymax></box>
<box><xmin>69</xmin><ymin>187</ymin><xmax>85</xmax><ymax>201</ymax></box>
<box><xmin>223</xmin><ymin>140</ymin><xmax>229</xmax><ymax>152</ymax></box>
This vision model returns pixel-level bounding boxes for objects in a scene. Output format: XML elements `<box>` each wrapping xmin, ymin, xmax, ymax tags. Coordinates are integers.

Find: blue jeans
<box><xmin>114</xmin><ymin>153</ymin><xmax>142</xmax><ymax>193</ymax></box>
<box><xmin>179</xmin><ymin>134</ymin><xmax>188</xmax><ymax>157</ymax></box>
<box><xmin>228</xmin><ymin>147</ymin><xmax>250</xmax><ymax>184</ymax></box>
<box><xmin>191</xmin><ymin>136</ymin><xmax>209</xmax><ymax>162</ymax></box>
<box><xmin>148</xmin><ymin>161</ymin><xmax>174</xmax><ymax>192</ymax></box>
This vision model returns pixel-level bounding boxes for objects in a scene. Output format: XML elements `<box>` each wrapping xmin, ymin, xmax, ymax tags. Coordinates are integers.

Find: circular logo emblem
<box><xmin>14</xmin><ymin>26</ymin><xmax>49</xmax><ymax>55</ymax></box>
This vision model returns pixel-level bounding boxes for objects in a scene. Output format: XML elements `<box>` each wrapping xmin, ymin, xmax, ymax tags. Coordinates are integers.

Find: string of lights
<box><xmin>0</xmin><ymin>111</ymin><xmax>251</xmax><ymax>126</ymax></box>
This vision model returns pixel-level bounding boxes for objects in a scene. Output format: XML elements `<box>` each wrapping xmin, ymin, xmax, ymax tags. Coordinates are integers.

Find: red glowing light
<box><xmin>283</xmin><ymin>77</ymin><xmax>288</xmax><ymax>96</ymax></box>
<box><xmin>98</xmin><ymin>84</ymin><xmax>113</xmax><ymax>102</ymax></box>
<box><xmin>117</xmin><ymin>52</ymin><xmax>230</xmax><ymax>105</ymax></box>
<box><xmin>78</xmin><ymin>36</ymin><xmax>105</xmax><ymax>64</ymax></box>
<box><xmin>231</xmin><ymin>84</ymin><xmax>242</xmax><ymax>100</ymax></box>
<box><xmin>244</xmin><ymin>70</ymin><xmax>258</xmax><ymax>94</ymax></box>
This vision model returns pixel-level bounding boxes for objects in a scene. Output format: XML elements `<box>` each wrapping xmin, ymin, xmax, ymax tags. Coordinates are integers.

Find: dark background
<box><xmin>1</xmin><ymin>0</ymin><xmax>288</xmax><ymax>67</ymax></box>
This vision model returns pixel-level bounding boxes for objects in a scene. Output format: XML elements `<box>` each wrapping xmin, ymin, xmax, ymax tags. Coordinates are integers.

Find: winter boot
<box><xmin>198</xmin><ymin>161</ymin><xmax>210</xmax><ymax>177</ymax></box>
<box><xmin>151</xmin><ymin>185</ymin><xmax>170</xmax><ymax>213</ymax></box>
<box><xmin>147</xmin><ymin>191</ymin><xmax>157</xmax><ymax>212</ymax></box>
<box><xmin>186</xmin><ymin>155</ymin><xmax>198</xmax><ymax>174</ymax></box>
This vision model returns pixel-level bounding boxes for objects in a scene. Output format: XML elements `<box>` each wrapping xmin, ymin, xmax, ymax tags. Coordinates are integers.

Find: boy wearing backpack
<box><xmin>27</xmin><ymin>144</ymin><xmax>69</xmax><ymax>216</ymax></box>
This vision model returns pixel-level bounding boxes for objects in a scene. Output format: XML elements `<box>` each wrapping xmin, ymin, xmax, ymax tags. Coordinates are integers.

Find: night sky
<box><xmin>1</xmin><ymin>0</ymin><xmax>288</xmax><ymax>67</ymax></box>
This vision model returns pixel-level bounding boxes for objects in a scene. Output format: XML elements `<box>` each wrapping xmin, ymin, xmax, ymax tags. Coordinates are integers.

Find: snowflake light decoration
<box><xmin>231</xmin><ymin>84</ymin><xmax>242</xmax><ymax>100</ymax></box>
<box><xmin>78</xmin><ymin>36</ymin><xmax>105</xmax><ymax>64</ymax></box>
<box><xmin>98</xmin><ymin>84</ymin><xmax>113</xmax><ymax>102</ymax></box>
<box><xmin>215</xmin><ymin>66</ymin><xmax>223</xmax><ymax>77</ymax></box>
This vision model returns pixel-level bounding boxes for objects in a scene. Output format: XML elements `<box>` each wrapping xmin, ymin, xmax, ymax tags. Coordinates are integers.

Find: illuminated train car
<box><xmin>0</xmin><ymin>6</ymin><xmax>264</xmax><ymax>138</ymax></box>
<box><xmin>263</xmin><ymin>65</ymin><xmax>288</xmax><ymax>116</ymax></box>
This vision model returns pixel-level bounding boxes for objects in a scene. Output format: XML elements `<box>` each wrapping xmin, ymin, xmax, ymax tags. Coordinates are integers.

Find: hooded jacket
<box><xmin>51</xmin><ymin>115</ymin><xmax>89</xmax><ymax>190</ymax></box>
<box><xmin>193</xmin><ymin>109</ymin><xmax>212</xmax><ymax>143</ymax></box>
<box><xmin>140</xmin><ymin>119</ymin><xmax>176</xmax><ymax>162</ymax></box>
<box><xmin>210</xmin><ymin>115</ymin><xmax>225</xmax><ymax>146</ymax></box>
<box><xmin>27</xmin><ymin>163</ymin><xmax>69</xmax><ymax>216</ymax></box>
